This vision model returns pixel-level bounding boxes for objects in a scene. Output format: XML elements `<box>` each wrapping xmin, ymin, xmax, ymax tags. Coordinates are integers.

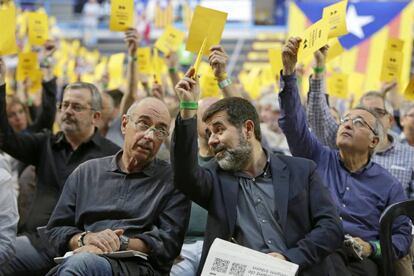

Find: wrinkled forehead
<box><xmin>344</xmin><ymin>109</ymin><xmax>376</xmax><ymax>125</ymax></box>
<box><xmin>205</xmin><ymin>111</ymin><xmax>231</xmax><ymax>127</ymax></box>
<box><xmin>62</xmin><ymin>88</ymin><xmax>92</xmax><ymax>104</ymax></box>
<box><xmin>132</xmin><ymin>100</ymin><xmax>171</xmax><ymax>127</ymax></box>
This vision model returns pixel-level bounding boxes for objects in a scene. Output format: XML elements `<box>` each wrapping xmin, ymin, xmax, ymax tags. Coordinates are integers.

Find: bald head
<box><xmin>128</xmin><ymin>97</ymin><xmax>171</xmax><ymax>126</ymax></box>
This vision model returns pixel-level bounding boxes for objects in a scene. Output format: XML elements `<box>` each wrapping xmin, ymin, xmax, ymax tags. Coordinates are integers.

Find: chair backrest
<box><xmin>379</xmin><ymin>199</ymin><xmax>414</xmax><ymax>276</ymax></box>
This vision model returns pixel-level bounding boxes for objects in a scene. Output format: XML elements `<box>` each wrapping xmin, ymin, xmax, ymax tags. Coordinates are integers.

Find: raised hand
<box><xmin>124</xmin><ymin>28</ymin><xmax>140</xmax><ymax>56</ymax></box>
<box><xmin>282</xmin><ymin>37</ymin><xmax>302</xmax><ymax>76</ymax></box>
<box><xmin>208</xmin><ymin>45</ymin><xmax>228</xmax><ymax>79</ymax></box>
<box><xmin>165</xmin><ymin>51</ymin><xmax>178</xmax><ymax>70</ymax></box>
<box><xmin>83</xmin><ymin>229</ymin><xmax>124</xmax><ymax>253</ymax></box>
<box><xmin>314</xmin><ymin>45</ymin><xmax>329</xmax><ymax>68</ymax></box>
<box><xmin>174</xmin><ymin>68</ymin><xmax>199</xmax><ymax>103</ymax></box>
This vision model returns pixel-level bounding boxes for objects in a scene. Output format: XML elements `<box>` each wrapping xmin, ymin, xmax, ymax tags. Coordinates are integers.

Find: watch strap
<box><xmin>77</xmin><ymin>231</ymin><xmax>90</xmax><ymax>248</ymax></box>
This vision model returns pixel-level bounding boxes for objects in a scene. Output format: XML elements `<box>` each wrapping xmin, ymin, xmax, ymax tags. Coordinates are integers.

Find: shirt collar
<box><xmin>234</xmin><ymin>148</ymin><xmax>271</xmax><ymax>179</ymax></box>
<box><xmin>53</xmin><ymin>128</ymin><xmax>103</xmax><ymax>148</ymax></box>
<box><xmin>376</xmin><ymin>134</ymin><xmax>396</xmax><ymax>154</ymax></box>
<box><xmin>108</xmin><ymin>150</ymin><xmax>157</xmax><ymax>177</ymax></box>
<box><xmin>337</xmin><ymin>151</ymin><xmax>374</xmax><ymax>175</ymax></box>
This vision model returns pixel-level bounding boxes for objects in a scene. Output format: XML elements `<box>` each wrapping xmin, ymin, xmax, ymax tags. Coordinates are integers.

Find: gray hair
<box><xmin>353</xmin><ymin>105</ymin><xmax>385</xmax><ymax>157</ymax></box>
<box><xmin>258</xmin><ymin>93</ymin><xmax>280</xmax><ymax>112</ymax></box>
<box><xmin>63</xmin><ymin>82</ymin><xmax>102</xmax><ymax>111</ymax></box>
<box><xmin>359</xmin><ymin>91</ymin><xmax>394</xmax><ymax>115</ymax></box>
<box><xmin>400</xmin><ymin>103</ymin><xmax>414</xmax><ymax>117</ymax></box>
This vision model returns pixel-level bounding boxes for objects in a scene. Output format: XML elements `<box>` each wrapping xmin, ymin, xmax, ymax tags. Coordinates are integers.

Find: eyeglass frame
<box><xmin>339</xmin><ymin>116</ymin><xmax>378</xmax><ymax>136</ymax></box>
<box><xmin>126</xmin><ymin>115</ymin><xmax>170</xmax><ymax>140</ymax></box>
<box><xmin>56</xmin><ymin>101</ymin><xmax>96</xmax><ymax>113</ymax></box>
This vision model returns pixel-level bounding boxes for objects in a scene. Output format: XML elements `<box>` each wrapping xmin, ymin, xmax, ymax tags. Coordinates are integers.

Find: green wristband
<box><xmin>180</xmin><ymin>101</ymin><xmax>198</xmax><ymax>110</ymax></box>
<box><xmin>369</xmin><ymin>240</ymin><xmax>381</xmax><ymax>258</ymax></box>
<box><xmin>168</xmin><ymin>67</ymin><xmax>177</xmax><ymax>73</ymax></box>
<box><xmin>313</xmin><ymin>67</ymin><xmax>324</xmax><ymax>74</ymax></box>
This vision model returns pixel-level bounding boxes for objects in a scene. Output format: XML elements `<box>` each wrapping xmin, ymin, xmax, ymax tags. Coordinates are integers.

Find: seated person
<box><xmin>171</xmin><ymin>68</ymin><xmax>343</xmax><ymax>276</ymax></box>
<box><xmin>278</xmin><ymin>37</ymin><xmax>412</xmax><ymax>276</ymax></box>
<box><xmin>45</xmin><ymin>97</ymin><xmax>190</xmax><ymax>276</ymax></box>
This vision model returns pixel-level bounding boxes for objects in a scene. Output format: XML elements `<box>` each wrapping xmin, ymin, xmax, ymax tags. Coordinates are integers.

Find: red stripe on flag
<box><xmin>388</xmin><ymin>14</ymin><xmax>401</xmax><ymax>37</ymax></box>
<box><xmin>305</xmin><ymin>18</ymin><xmax>312</xmax><ymax>28</ymax></box>
<box><xmin>355</xmin><ymin>39</ymin><xmax>370</xmax><ymax>73</ymax></box>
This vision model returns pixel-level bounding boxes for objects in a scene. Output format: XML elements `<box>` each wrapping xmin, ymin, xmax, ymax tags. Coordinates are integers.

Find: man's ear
<box><xmin>93</xmin><ymin>111</ymin><xmax>101</xmax><ymax>123</ymax></box>
<box><xmin>369</xmin><ymin>135</ymin><xmax>380</xmax><ymax>149</ymax></box>
<box><xmin>244</xmin><ymin>120</ymin><xmax>255</xmax><ymax>139</ymax></box>
<box><xmin>121</xmin><ymin>114</ymin><xmax>128</xmax><ymax>135</ymax></box>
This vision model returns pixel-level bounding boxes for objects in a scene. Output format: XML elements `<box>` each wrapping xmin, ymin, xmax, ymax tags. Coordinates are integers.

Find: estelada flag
<box><xmin>288</xmin><ymin>0</ymin><xmax>414</xmax><ymax>94</ymax></box>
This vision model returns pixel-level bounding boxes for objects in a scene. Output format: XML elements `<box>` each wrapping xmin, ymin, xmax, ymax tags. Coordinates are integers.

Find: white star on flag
<box><xmin>346</xmin><ymin>5</ymin><xmax>374</xmax><ymax>39</ymax></box>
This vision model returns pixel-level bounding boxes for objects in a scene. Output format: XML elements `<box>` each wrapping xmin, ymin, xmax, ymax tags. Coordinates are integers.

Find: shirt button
<box><xmin>267</xmin><ymin>240</ymin><xmax>272</xmax><ymax>244</ymax></box>
<box><xmin>257</xmin><ymin>198</ymin><xmax>261</xmax><ymax>203</ymax></box>
<box><xmin>346</xmin><ymin>187</ymin><xmax>350</xmax><ymax>191</ymax></box>
<box><xmin>342</xmin><ymin>204</ymin><xmax>346</xmax><ymax>208</ymax></box>
<box><xmin>339</xmin><ymin>216</ymin><xmax>343</xmax><ymax>220</ymax></box>
<box><xmin>261</xmin><ymin>219</ymin><xmax>267</xmax><ymax>223</ymax></box>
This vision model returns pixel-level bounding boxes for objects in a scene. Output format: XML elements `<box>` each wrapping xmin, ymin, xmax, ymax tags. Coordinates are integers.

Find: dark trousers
<box><xmin>331</xmin><ymin>246</ymin><xmax>379</xmax><ymax>276</ymax></box>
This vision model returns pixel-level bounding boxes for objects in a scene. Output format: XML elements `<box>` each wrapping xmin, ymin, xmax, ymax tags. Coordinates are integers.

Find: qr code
<box><xmin>229</xmin><ymin>262</ymin><xmax>247</xmax><ymax>276</ymax></box>
<box><xmin>211</xmin><ymin>257</ymin><xmax>230</xmax><ymax>273</ymax></box>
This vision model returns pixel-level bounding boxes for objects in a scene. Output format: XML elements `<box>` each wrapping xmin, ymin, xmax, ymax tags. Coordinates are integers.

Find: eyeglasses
<box><xmin>340</xmin><ymin>116</ymin><xmax>378</xmax><ymax>136</ymax></box>
<box><xmin>373</xmin><ymin>107</ymin><xmax>388</xmax><ymax>117</ymax></box>
<box><xmin>405</xmin><ymin>113</ymin><xmax>414</xmax><ymax>118</ymax></box>
<box><xmin>128</xmin><ymin>116</ymin><xmax>169</xmax><ymax>140</ymax></box>
<box><xmin>57</xmin><ymin>102</ymin><xmax>94</xmax><ymax>113</ymax></box>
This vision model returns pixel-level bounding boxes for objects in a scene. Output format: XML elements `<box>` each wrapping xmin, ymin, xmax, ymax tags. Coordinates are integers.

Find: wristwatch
<box><xmin>119</xmin><ymin>235</ymin><xmax>129</xmax><ymax>251</ymax></box>
<box><xmin>77</xmin><ymin>231</ymin><xmax>90</xmax><ymax>248</ymax></box>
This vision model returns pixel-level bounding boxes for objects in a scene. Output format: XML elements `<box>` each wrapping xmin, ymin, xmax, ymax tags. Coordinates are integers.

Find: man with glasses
<box><xmin>278</xmin><ymin>37</ymin><xmax>412</xmax><ymax>276</ymax></box>
<box><xmin>306</xmin><ymin>46</ymin><xmax>414</xmax><ymax>201</ymax></box>
<box><xmin>0</xmin><ymin>58</ymin><xmax>120</xmax><ymax>275</ymax></box>
<box><xmin>45</xmin><ymin>97</ymin><xmax>190</xmax><ymax>275</ymax></box>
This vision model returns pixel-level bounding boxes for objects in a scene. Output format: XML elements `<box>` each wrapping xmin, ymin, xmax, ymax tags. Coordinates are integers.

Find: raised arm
<box><xmin>171</xmin><ymin>68</ymin><xmax>215</xmax><ymax>208</ymax></box>
<box><xmin>208</xmin><ymin>45</ymin><xmax>237</xmax><ymax>98</ymax></box>
<box><xmin>0</xmin><ymin>58</ymin><xmax>42</xmax><ymax>165</ymax></box>
<box><xmin>278</xmin><ymin>37</ymin><xmax>329</xmax><ymax>162</ymax></box>
<box><xmin>120</xmin><ymin>28</ymin><xmax>139</xmax><ymax>116</ymax></box>
<box><xmin>306</xmin><ymin>46</ymin><xmax>339</xmax><ymax>149</ymax></box>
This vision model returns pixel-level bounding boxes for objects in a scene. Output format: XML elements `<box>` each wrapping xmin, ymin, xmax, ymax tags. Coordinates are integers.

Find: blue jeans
<box><xmin>54</xmin><ymin>253</ymin><xmax>112</xmax><ymax>276</ymax></box>
<box><xmin>0</xmin><ymin>235</ymin><xmax>55</xmax><ymax>276</ymax></box>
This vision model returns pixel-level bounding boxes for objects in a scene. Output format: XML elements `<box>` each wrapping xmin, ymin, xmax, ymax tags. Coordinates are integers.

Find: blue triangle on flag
<box><xmin>295</xmin><ymin>1</ymin><xmax>410</xmax><ymax>49</ymax></box>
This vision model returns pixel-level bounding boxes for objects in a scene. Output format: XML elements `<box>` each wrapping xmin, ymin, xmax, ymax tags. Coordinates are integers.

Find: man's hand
<box><xmin>353</xmin><ymin>237</ymin><xmax>372</xmax><ymax>257</ymax></box>
<box><xmin>268</xmin><ymin>252</ymin><xmax>287</xmax><ymax>260</ymax></box>
<box><xmin>165</xmin><ymin>51</ymin><xmax>178</xmax><ymax>70</ymax></box>
<box><xmin>73</xmin><ymin>244</ymin><xmax>104</xmax><ymax>255</ymax></box>
<box><xmin>83</xmin><ymin>229</ymin><xmax>124</xmax><ymax>253</ymax></box>
<box><xmin>174</xmin><ymin>68</ymin><xmax>199</xmax><ymax>102</ymax></box>
<box><xmin>124</xmin><ymin>28</ymin><xmax>139</xmax><ymax>56</ymax></box>
<box><xmin>151</xmin><ymin>83</ymin><xmax>164</xmax><ymax>100</ymax></box>
<box><xmin>0</xmin><ymin>58</ymin><xmax>6</xmax><ymax>86</ymax></box>
<box><xmin>282</xmin><ymin>37</ymin><xmax>302</xmax><ymax>76</ymax></box>
<box><xmin>314</xmin><ymin>45</ymin><xmax>329</xmax><ymax>68</ymax></box>
<box><xmin>380</xmin><ymin>81</ymin><xmax>398</xmax><ymax>96</ymax></box>
<box><xmin>208</xmin><ymin>45</ymin><xmax>228</xmax><ymax>79</ymax></box>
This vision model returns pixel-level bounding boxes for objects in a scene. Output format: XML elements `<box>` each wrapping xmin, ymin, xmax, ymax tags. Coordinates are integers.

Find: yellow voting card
<box><xmin>404</xmin><ymin>75</ymin><xmax>414</xmax><ymax>101</ymax></box>
<box><xmin>107</xmin><ymin>53</ymin><xmax>125</xmax><ymax>90</ymax></box>
<box><xmin>268</xmin><ymin>47</ymin><xmax>283</xmax><ymax>77</ymax></box>
<box><xmin>199</xmin><ymin>63</ymin><xmax>220</xmax><ymax>98</ymax></box>
<box><xmin>16</xmin><ymin>52</ymin><xmax>38</xmax><ymax>81</ymax></box>
<box><xmin>326</xmin><ymin>38</ymin><xmax>345</xmax><ymax>63</ymax></box>
<box><xmin>298</xmin><ymin>19</ymin><xmax>329</xmax><ymax>63</ymax></box>
<box><xmin>322</xmin><ymin>0</ymin><xmax>348</xmax><ymax>39</ymax></box>
<box><xmin>155</xmin><ymin>25</ymin><xmax>185</xmax><ymax>55</ymax></box>
<box><xmin>328</xmin><ymin>73</ymin><xmax>348</xmax><ymax>99</ymax></box>
<box><xmin>349</xmin><ymin>72</ymin><xmax>365</xmax><ymax>102</ymax></box>
<box><xmin>28</xmin><ymin>11</ymin><xmax>49</xmax><ymax>46</ymax></box>
<box><xmin>387</xmin><ymin>38</ymin><xmax>404</xmax><ymax>52</ymax></box>
<box><xmin>153</xmin><ymin>48</ymin><xmax>161</xmax><ymax>83</ymax></box>
<box><xmin>29</xmin><ymin>69</ymin><xmax>43</xmax><ymax>94</ymax></box>
<box><xmin>0</xmin><ymin>3</ymin><xmax>18</xmax><ymax>55</ymax></box>
<box><xmin>380</xmin><ymin>50</ymin><xmax>403</xmax><ymax>82</ymax></box>
<box><xmin>186</xmin><ymin>6</ymin><xmax>228</xmax><ymax>56</ymax></box>
<box><xmin>193</xmin><ymin>38</ymin><xmax>207</xmax><ymax>76</ymax></box>
<box><xmin>137</xmin><ymin>48</ymin><xmax>152</xmax><ymax>74</ymax></box>
<box><xmin>109</xmin><ymin>0</ymin><xmax>134</xmax><ymax>32</ymax></box>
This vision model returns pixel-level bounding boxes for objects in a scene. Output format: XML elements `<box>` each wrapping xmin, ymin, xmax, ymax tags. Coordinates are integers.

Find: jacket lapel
<box><xmin>218</xmin><ymin>169</ymin><xmax>239</xmax><ymax>235</ymax></box>
<box><xmin>270</xmin><ymin>155</ymin><xmax>290</xmax><ymax>231</ymax></box>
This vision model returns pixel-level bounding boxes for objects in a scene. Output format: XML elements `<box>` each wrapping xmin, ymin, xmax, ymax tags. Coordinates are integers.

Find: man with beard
<box><xmin>45</xmin><ymin>97</ymin><xmax>190</xmax><ymax>275</ymax></box>
<box><xmin>0</xmin><ymin>57</ymin><xmax>120</xmax><ymax>275</ymax></box>
<box><xmin>171</xmin><ymin>68</ymin><xmax>343</xmax><ymax>275</ymax></box>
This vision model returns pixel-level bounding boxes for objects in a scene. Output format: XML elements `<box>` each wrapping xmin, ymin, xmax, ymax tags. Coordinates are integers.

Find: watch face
<box><xmin>119</xmin><ymin>235</ymin><xmax>129</xmax><ymax>250</ymax></box>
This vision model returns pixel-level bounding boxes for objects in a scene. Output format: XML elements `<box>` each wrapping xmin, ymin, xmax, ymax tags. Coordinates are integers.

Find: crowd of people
<box><xmin>1</xmin><ymin>13</ymin><xmax>414</xmax><ymax>276</ymax></box>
